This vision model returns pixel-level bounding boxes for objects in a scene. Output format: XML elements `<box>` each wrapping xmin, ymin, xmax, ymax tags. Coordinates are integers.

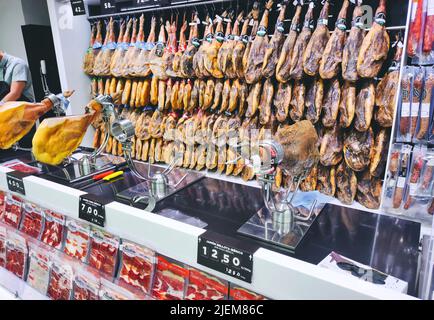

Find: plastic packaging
<box><xmin>393</xmin><ymin>145</ymin><xmax>413</xmax><ymax>209</ymax></box>
<box><xmin>1</xmin><ymin>159</ymin><xmax>41</xmax><ymax>174</ymax></box>
<box><xmin>41</xmin><ymin>209</ymin><xmax>66</xmax><ymax>250</ymax></box>
<box><xmin>47</xmin><ymin>254</ymin><xmax>74</xmax><ymax>300</ymax></box>
<box><xmin>185</xmin><ymin>267</ymin><xmax>228</xmax><ymax>300</ymax></box>
<box><xmin>415</xmin><ymin>67</ymin><xmax>433</xmax><ymax>141</ymax></box>
<box><xmin>398</xmin><ymin>67</ymin><xmax>414</xmax><ymax>142</ymax></box>
<box><xmin>151</xmin><ymin>255</ymin><xmax>188</xmax><ymax>300</ymax></box>
<box><xmin>5</xmin><ymin>231</ymin><xmax>28</xmax><ymax>279</ymax></box>
<box><xmin>417</xmin><ymin>149</ymin><xmax>434</xmax><ymax>196</ymax></box>
<box><xmin>26</xmin><ymin>240</ymin><xmax>53</xmax><ymax>295</ymax></box>
<box><xmin>0</xmin><ymin>191</ymin><xmax>5</xmax><ymax>220</ymax></box>
<box><xmin>3</xmin><ymin>194</ymin><xmax>23</xmax><ymax>229</ymax></box>
<box><xmin>410</xmin><ymin>67</ymin><xmax>425</xmax><ymax>139</ymax></box>
<box><xmin>117</xmin><ymin>240</ymin><xmax>155</xmax><ymax>295</ymax></box>
<box><xmin>99</xmin><ymin>278</ymin><xmax>143</xmax><ymax>300</ymax></box>
<box><xmin>72</xmin><ymin>266</ymin><xmax>100</xmax><ymax>300</ymax></box>
<box><xmin>20</xmin><ymin>202</ymin><xmax>44</xmax><ymax>239</ymax></box>
<box><xmin>88</xmin><ymin>227</ymin><xmax>120</xmax><ymax>277</ymax></box>
<box><xmin>0</xmin><ymin>223</ymin><xmax>6</xmax><ymax>267</ymax></box>
<box><xmin>229</xmin><ymin>285</ymin><xmax>266</xmax><ymax>300</ymax></box>
<box><xmin>403</xmin><ymin>145</ymin><xmax>427</xmax><ymax>209</ymax></box>
<box><xmin>63</xmin><ymin>218</ymin><xmax>90</xmax><ymax>262</ymax></box>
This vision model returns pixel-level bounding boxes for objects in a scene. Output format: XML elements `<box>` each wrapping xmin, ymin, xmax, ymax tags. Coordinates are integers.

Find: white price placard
<box><xmin>421</xmin><ymin>103</ymin><xmax>430</xmax><ymax>118</ymax></box>
<box><xmin>397</xmin><ymin>177</ymin><xmax>406</xmax><ymax>188</ymax></box>
<box><xmin>401</xmin><ymin>103</ymin><xmax>411</xmax><ymax>117</ymax></box>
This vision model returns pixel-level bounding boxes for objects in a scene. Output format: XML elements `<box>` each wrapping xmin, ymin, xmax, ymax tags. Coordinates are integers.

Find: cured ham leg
<box><xmin>357</xmin><ymin>0</ymin><xmax>390</xmax><ymax>78</ymax></box>
<box><xmin>289</xmin><ymin>2</ymin><xmax>315</xmax><ymax>80</ymax></box>
<box><xmin>262</xmin><ymin>1</ymin><xmax>287</xmax><ymax>78</ymax></box>
<box><xmin>319</xmin><ymin>0</ymin><xmax>349</xmax><ymax>79</ymax></box>
<box><xmin>180</xmin><ymin>13</ymin><xmax>199</xmax><ymax>78</ymax></box>
<box><xmin>342</xmin><ymin>3</ymin><xmax>365</xmax><ymax>82</ymax></box>
<box><xmin>303</xmin><ymin>1</ymin><xmax>330</xmax><ymax>76</ymax></box>
<box><xmin>245</xmin><ymin>0</ymin><xmax>274</xmax><ymax>84</ymax></box>
<box><xmin>0</xmin><ymin>92</ymin><xmax>74</xmax><ymax>150</ymax></box>
<box><xmin>276</xmin><ymin>5</ymin><xmax>302</xmax><ymax>83</ymax></box>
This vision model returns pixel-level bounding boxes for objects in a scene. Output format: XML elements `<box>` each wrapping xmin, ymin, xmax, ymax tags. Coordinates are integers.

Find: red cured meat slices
<box><xmin>88</xmin><ymin>228</ymin><xmax>119</xmax><ymax>277</ymax></box>
<box><xmin>63</xmin><ymin>219</ymin><xmax>90</xmax><ymax>262</ymax></box>
<box><xmin>5</xmin><ymin>233</ymin><xmax>28</xmax><ymax>279</ymax></box>
<box><xmin>0</xmin><ymin>224</ymin><xmax>7</xmax><ymax>268</ymax></box>
<box><xmin>99</xmin><ymin>278</ymin><xmax>143</xmax><ymax>300</ymax></box>
<box><xmin>1</xmin><ymin>160</ymin><xmax>41</xmax><ymax>174</ymax></box>
<box><xmin>229</xmin><ymin>285</ymin><xmax>266</xmax><ymax>300</ymax></box>
<box><xmin>151</xmin><ymin>256</ymin><xmax>188</xmax><ymax>300</ymax></box>
<box><xmin>186</xmin><ymin>268</ymin><xmax>228</xmax><ymax>300</ymax></box>
<box><xmin>0</xmin><ymin>191</ymin><xmax>5</xmax><ymax>220</ymax></box>
<box><xmin>72</xmin><ymin>269</ymin><xmax>100</xmax><ymax>300</ymax></box>
<box><xmin>20</xmin><ymin>202</ymin><xmax>44</xmax><ymax>239</ymax></box>
<box><xmin>41</xmin><ymin>210</ymin><xmax>65</xmax><ymax>250</ymax></box>
<box><xmin>3</xmin><ymin>194</ymin><xmax>23</xmax><ymax>229</ymax></box>
<box><xmin>118</xmin><ymin>241</ymin><xmax>155</xmax><ymax>295</ymax></box>
<box><xmin>26</xmin><ymin>243</ymin><xmax>52</xmax><ymax>294</ymax></box>
<box><xmin>47</xmin><ymin>259</ymin><xmax>74</xmax><ymax>300</ymax></box>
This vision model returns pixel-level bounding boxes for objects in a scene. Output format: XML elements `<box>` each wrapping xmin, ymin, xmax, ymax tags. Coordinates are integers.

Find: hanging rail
<box><xmin>87</xmin><ymin>0</ymin><xmax>235</xmax><ymax>21</ymax></box>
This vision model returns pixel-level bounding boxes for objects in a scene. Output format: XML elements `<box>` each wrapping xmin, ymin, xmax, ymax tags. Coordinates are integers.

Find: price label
<box><xmin>70</xmin><ymin>0</ymin><xmax>86</xmax><ymax>16</ymax></box>
<box><xmin>197</xmin><ymin>231</ymin><xmax>258</xmax><ymax>283</ymax></box>
<box><xmin>100</xmin><ymin>0</ymin><xmax>117</xmax><ymax>14</ymax></box>
<box><xmin>6</xmin><ymin>171</ymin><xmax>30</xmax><ymax>195</ymax></box>
<box><xmin>79</xmin><ymin>194</ymin><xmax>111</xmax><ymax>227</ymax></box>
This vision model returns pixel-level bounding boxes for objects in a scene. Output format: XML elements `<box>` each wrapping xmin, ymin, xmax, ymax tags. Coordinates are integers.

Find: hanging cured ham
<box><xmin>289</xmin><ymin>80</ymin><xmax>305</xmax><ymax>122</ymax></box>
<box><xmin>276</xmin><ymin>4</ymin><xmax>302</xmax><ymax>83</ymax></box>
<box><xmin>259</xmin><ymin>78</ymin><xmax>274</xmax><ymax>125</ymax></box>
<box><xmin>242</xmin><ymin>8</ymin><xmax>260</xmax><ymax>79</ymax></box>
<box><xmin>274</xmin><ymin>82</ymin><xmax>292</xmax><ymax>122</ymax></box>
<box><xmin>354</xmin><ymin>80</ymin><xmax>375</xmax><ymax>132</ymax></box>
<box><xmin>217</xmin><ymin>14</ymin><xmax>234</xmax><ymax>77</ymax></box>
<box><xmin>343</xmin><ymin>127</ymin><xmax>374</xmax><ymax>172</ymax></box>
<box><xmin>246</xmin><ymin>82</ymin><xmax>262</xmax><ymax>118</ymax></box>
<box><xmin>0</xmin><ymin>92</ymin><xmax>74</xmax><ymax>150</ymax></box>
<box><xmin>375</xmin><ymin>42</ymin><xmax>402</xmax><ymax>127</ymax></box>
<box><xmin>357</xmin><ymin>0</ymin><xmax>390</xmax><ymax>78</ymax></box>
<box><xmin>32</xmin><ymin>99</ymin><xmax>102</xmax><ymax>166</ymax></box>
<box><xmin>319</xmin><ymin>0</ymin><xmax>349</xmax><ymax>79</ymax></box>
<box><xmin>245</xmin><ymin>0</ymin><xmax>274</xmax><ymax>84</ymax></box>
<box><xmin>289</xmin><ymin>2</ymin><xmax>315</xmax><ymax>80</ymax></box>
<box><xmin>357</xmin><ymin>171</ymin><xmax>382</xmax><ymax>209</ymax></box>
<box><xmin>149</xmin><ymin>19</ymin><xmax>169</xmax><ymax>80</ymax></box>
<box><xmin>203</xmin><ymin>14</ymin><xmax>225</xmax><ymax>79</ymax></box>
<box><xmin>322</xmin><ymin>78</ymin><xmax>341</xmax><ymax>128</ymax></box>
<box><xmin>132</xmin><ymin>16</ymin><xmax>156</xmax><ymax>78</ymax></box>
<box><xmin>320</xmin><ymin>124</ymin><xmax>343</xmax><ymax>166</ymax></box>
<box><xmin>127</xmin><ymin>14</ymin><xmax>145</xmax><ymax>77</ymax></box>
<box><xmin>181</xmin><ymin>13</ymin><xmax>200</xmax><ymax>78</ymax></box>
<box><xmin>164</xmin><ymin>19</ymin><xmax>179</xmax><ymax>78</ymax></box>
<box><xmin>173</xmin><ymin>17</ymin><xmax>188</xmax><ymax>78</ymax></box>
<box><xmin>124</xmin><ymin>15</ymin><xmax>144</xmax><ymax>77</ymax></box>
<box><xmin>194</xmin><ymin>16</ymin><xmax>213</xmax><ymax>79</ymax></box>
<box><xmin>83</xmin><ymin>23</ymin><xmax>97</xmax><ymax>75</ymax></box>
<box><xmin>305</xmin><ymin>78</ymin><xmax>324</xmax><ymax>124</ymax></box>
<box><xmin>111</xmin><ymin>18</ymin><xmax>131</xmax><ymax>77</ymax></box>
<box><xmin>342</xmin><ymin>2</ymin><xmax>365</xmax><ymax>82</ymax></box>
<box><xmin>93</xmin><ymin>18</ymin><xmax>115</xmax><ymax>76</ymax></box>
<box><xmin>335</xmin><ymin>161</ymin><xmax>357</xmax><ymax>205</ymax></box>
<box><xmin>232</xmin><ymin>10</ymin><xmax>254</xmax><ymax>79</ymax></box>
<box><xmin>303</xmin><ymin>1</ymin><xmax>330</xmax><ymax>77</ymax></box>
<box><xmin>262</xmin><ymin>1</ymin><xmax>287</xmax><ymax>78</ymax></box>
<box><xmin>339</xmin><ymin>81</ymin><xmax>356</xmax><ymax>128</ymax></box>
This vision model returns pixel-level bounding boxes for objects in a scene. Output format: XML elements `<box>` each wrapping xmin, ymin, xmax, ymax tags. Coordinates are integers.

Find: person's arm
<box><xmin>1</xmin><ymin>81</ymin><xmax>26</xmax><ymax>102</ymax></box>
<box><xmin>0</xmin><ymin>62</ymin><xmax>30</xmax><ymax>103</ymax></box>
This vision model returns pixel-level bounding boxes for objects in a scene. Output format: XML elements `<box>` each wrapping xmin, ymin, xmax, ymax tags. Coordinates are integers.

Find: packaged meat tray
<box><xmin>1</xmin><ymin>159</ymin><xmax>41</xmax><ymax>174</ymax></box>
<box><xmin>72</xmin><ymin>266</ymin><xmax>100</xmax><ymax>300</ymax></box>
<box><xmin>99</xmin><ymin>278</ymin><xmax>144</xmax><ymax>300</ymax></box>
<box><xmin>0</xmin><ymin>191</ymin><xmax>5</xmax><ymax>220</ymax></box>
<box><xmin>47</xmin><ymin>255</ymin><xmax>74</xmax><ymax>300</ymax></box>
<box><xmin>3</xmin><ymin>193</ymin><xmax>23</xmax><ymax>229</ymax></box>
<box><xmin>117</xmin><ymin>240</ymin><xmax>155</xmax><ymax>295</ymax></box>
<box><xmin>0</xmin><ymin>223</ymin><xmax>6</xmax><ymax>267</ymax></box>
<box><xmin>5</xmin><ymin>231</ymin><xmax>28</xmax><ymax>279</ymax></box>
<box><xmin>26</xmin><ymin>240</ymin><xmax>53</xmax><ymax>295</ymax></box>
<box><xmin>151</xmin><ymin>255</ymin><xmax>188</xmax><ymax>300</ymax></box>
<box><xmin>185</xmin><ymin>267</ymin><xmax>228</xmax><ymax>300</ymax></box>
<box><xmin>88</xmin><ymin>227</ymin><xmax>120</xmax><ymax>277</ymax></box>
<box><xmin>41</xmin><ymin>209</ymin><xmax>66</xmax><ymax>250</ymax></box>
<box><xmin>20</xmin><ymin>202</ymin><xmax>44</xmax><ymax>239</ymax></box>
<box><xmin>229</xmin><ymin>285</ymin><xmax>267</xmax><ymax>300</ymax></box>
<box><xmin>63</xmin><ymin>218</ymin><xmax>90</xmax><ymax>262</ymax></box>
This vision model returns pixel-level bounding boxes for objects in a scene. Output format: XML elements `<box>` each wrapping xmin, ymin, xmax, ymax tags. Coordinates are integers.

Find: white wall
<box><xmin>0</xmin><ymin>0</ymin><xmax>27</xmax><ymax>61</ymax></box>
<box><xmin>47</xmin><ymin>0</ymin><xmax>94</xmax><ymax>146</ymax></box>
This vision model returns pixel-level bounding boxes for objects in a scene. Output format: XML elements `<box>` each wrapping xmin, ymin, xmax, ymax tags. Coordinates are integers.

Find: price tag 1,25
<box><xmin>197</xmin><ymin>231</ymin><xmax>259</xmax><ymax>283</ymax></box>
<box><xmin>70</xmin><ymin>0</ymin><xmax>86</xmax><ymax>16</ymax></box>
<box><xmin>79</xmin><ymin>194</ymin><xmax>112</xmax><ymax>227</ymax></box>
<box><xmin>100</xmin><ymin>0</ymin><xmax>117</xmax><ymax>14</ymax></box>
<box><xmin>6</xmin><ymin>171</ymin><xmax>30</xmax><ymax>196</ymax></box>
